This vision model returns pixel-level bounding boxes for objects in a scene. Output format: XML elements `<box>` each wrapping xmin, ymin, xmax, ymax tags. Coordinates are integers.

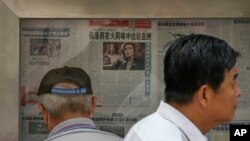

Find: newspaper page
<box><xmin>20</xmin><ymin>19</ymin><xmax>88</xmax><ymax>141</ymax></box>
<box><xmin>19</xmin><ymin>19</ymin><xmax>154</xmax><ymax>140</ymax></box>
<box><xmin>86</xmin><ymin>19</ymin><xmax>153</xmax><ymax>137</ymax></box>
<box><xmin>156</xmin><ymin>19</ymin><xmax>250</xmax><ymax>141</ymax></box>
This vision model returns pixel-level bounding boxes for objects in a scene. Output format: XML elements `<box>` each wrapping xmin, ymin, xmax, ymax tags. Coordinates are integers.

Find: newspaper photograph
<box><xmin>102</xmin><ymin>42</ymin><xmax>145</xmax><ymax>70</ymax></box>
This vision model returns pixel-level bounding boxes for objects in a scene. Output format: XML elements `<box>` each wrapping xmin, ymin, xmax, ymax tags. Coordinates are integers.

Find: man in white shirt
<box><xmin>37</xmin><ymin>66</ymin><xmax>122</xmax><ymax>141</ymax></box>
<box><xmin>124</xmin><ymin>34</ymin><xmax>241</xmax><ymax>141</ymax></box>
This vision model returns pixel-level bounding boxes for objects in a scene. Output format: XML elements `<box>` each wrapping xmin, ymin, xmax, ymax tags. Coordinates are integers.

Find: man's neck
<box><xmin>50</xmin><ymin>113</ymin><xmax>91</xmax><ymax>131</ymax></box>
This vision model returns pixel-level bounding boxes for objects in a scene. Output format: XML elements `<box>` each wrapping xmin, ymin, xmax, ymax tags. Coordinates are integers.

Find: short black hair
<box><xmin>164</xmin><ymin>34</ymin><xmax>240</xmax><ymax>104</ymax></box>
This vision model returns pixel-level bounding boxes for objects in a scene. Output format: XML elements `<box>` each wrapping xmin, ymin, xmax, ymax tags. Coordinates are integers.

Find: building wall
<box><xmin>0</xmin><ymin>1</ymin><xmax>19</xmax><ymax>141</ymax></box>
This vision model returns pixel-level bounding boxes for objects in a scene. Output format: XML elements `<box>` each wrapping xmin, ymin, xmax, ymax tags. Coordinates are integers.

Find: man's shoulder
<box><xmin>133</xmin><ymin>112</ymin><xmax>179</xmax><ymax>130</ymax></box>
<box><xmin>124</xmin><ymin>112</ymin><xmax>182</xmax><ymax>141</ymax></box>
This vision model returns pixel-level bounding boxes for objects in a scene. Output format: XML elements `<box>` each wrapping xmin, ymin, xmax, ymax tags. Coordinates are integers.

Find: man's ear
<box><xmin>38</xmin><ymin>104</ymin><xmax>49</xmax><ymax>126</ymax></box>
<box><xmin>196</xmin><ymin>84</ymin><xmax>209</xmax><ymax>109</ymax></box>
<box><xmin>91</xmin><ymin>96</ymin><xmax>97</xmax><ymax>112</ymax></box>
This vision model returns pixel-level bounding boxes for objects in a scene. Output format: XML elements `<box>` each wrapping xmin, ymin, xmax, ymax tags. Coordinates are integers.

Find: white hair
<box><xmin>38</xmin><ymin>93</ymin><xmax>93</xmax><ymax>117</ymax></box>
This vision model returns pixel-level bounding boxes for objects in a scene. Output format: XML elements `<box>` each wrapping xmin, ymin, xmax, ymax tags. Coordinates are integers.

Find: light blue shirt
<box><xmin>45</xmin><ymin>118</ymin><xmax>122</xmax><ymax>141</ymax></box>
<box><xmin>124</xmin><ymin>101</ymin><xmax>208</xmax><ymax>141</ymax></box>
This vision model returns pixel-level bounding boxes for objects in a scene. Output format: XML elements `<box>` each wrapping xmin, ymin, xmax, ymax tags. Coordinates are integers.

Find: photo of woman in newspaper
<box><xmin>103</xmin><ymin>42</ymin><xmax>120</xmax><ymax>70</ymax></box>
<box><xmin>103</xmin><ymin>42</ymin><xmax>145</xmax><ymax>70</ymax></box>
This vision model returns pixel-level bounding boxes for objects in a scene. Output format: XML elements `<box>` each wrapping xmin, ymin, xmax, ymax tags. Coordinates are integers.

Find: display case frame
<box><xmin>1</xmin><ymin>0</ymin><xmax>250</xmax><ymax>141</ymax></box>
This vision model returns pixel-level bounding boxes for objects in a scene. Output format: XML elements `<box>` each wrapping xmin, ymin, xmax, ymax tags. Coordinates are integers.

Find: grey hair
<box><xmin>38</xmin><ymin>93</ymin><xmax>93</xmax><ymax>118</ymax></box>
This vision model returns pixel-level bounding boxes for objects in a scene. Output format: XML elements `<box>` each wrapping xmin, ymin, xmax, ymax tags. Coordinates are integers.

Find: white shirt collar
<box><xmin>157</xmin><ymin>101</ymin><xmax>207</xmax><ymax>141</ymax></box>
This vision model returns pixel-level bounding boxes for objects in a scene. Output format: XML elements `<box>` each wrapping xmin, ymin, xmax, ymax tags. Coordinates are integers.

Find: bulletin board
<box><xmin>19</xmin><ymin>18</ymin><xmax>250</xmax><ymax>141</ymax></box>
<box><xmin>1</xmin><ymin>1</ymin><xmax>250</xmax><ymax>141</ymax></box>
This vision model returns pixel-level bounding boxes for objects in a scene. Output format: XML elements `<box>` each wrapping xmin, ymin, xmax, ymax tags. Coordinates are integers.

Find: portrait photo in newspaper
<box><xmin>103</xmin><ymin>42</ymin><xmax>145</xmax><ymax>70</ymax></box>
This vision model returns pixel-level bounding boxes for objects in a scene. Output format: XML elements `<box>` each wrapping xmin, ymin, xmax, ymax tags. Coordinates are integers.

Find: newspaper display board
<box><xmin>20</xmin><ymin>19</ymin><xmax>250</xmax><ymax>141</ymax></box>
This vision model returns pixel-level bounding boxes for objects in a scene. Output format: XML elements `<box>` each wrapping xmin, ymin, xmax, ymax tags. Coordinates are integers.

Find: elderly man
<box><xmin>37</xmin><ymin>66</ymin><xmax>122</xmax><ymax>141</ymax></box>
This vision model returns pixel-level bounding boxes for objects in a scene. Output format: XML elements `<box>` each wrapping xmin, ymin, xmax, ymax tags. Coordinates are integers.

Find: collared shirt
<box><xmin>124</xmin><ymin>101</ymin><xmax>208</xmax><ymax>141</ymax></box>
<box><xmin>45</xmin><ymin>118</ymin><xmax>122</xmax><ymax>141</ymax></box>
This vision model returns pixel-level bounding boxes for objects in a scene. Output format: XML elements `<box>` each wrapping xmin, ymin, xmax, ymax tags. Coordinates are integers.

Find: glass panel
<box><xmin>20</xmin><ymin>19</ymin><xmax>250</xmax><ymax>141</ymax></box>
